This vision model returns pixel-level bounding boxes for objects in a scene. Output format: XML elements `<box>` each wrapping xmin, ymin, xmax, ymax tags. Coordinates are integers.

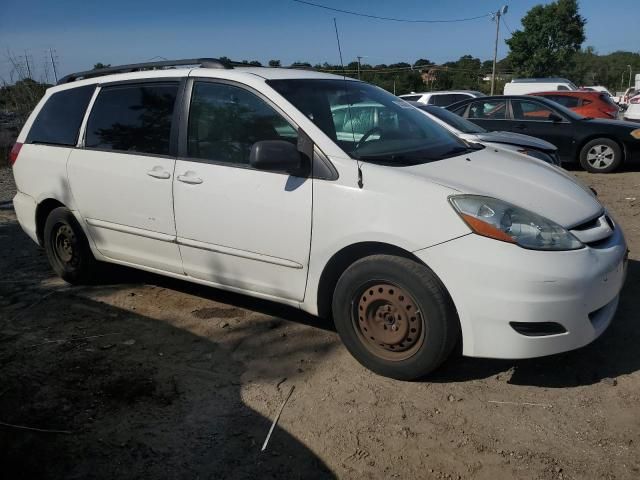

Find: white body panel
<box><xmin>503</xmin><ymin>82</ymin><xmax>576</xmax><ymax>95</ymax></box>
<box><xmin>173</xmin><ymin>159</ymin><xmax>312</xmax><ymax>301</ymax></box>
<box><xmin>623</xmin><ymin>101</ymin><xmax>640</xmax><ymax>121</ymax></box>
<box><xmin>67</xmin><ymin>149</ymin><xmax>183</xmax><ymax>274</ymax></box>
<box><xmin>585</xmin><ymin>86</ymin><xmax>614</xmax><ymax>97</ymax></box>
<box><xmin>415</xmin><ymin>227</ymin><xmax>627</xmax><ymax>357</ymax></box>
<box><xmin>11</xmin><ymin>66</ymin><xmax>628</xmax><ymax>363</ymax></box>
<box><xmin>399</xmin><ymin>90</ymin><xmax>481</xmax><ymax>105</ymax></box>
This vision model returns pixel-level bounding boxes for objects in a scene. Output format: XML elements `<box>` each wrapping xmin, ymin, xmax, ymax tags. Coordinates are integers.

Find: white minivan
<box><xmin>504</xmin><ymin>78</ymin><xmax>578</xmax><ymax>95</ymax></box>
<box><xmin>10</xmin><ymin>59</ymin><xmax>628</xmax><ymax>380</ymax></box>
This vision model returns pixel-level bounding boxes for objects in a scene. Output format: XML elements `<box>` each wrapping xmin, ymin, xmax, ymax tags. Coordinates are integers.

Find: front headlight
<box><xmin>630</xmin><ymin>129</ymin><xmax>640</xmax><ymax>140</ymax></box>
<box><xmin>449</xmin><ymin>195</ymin><xmax>583</xmax><ymax>251</ymax></box>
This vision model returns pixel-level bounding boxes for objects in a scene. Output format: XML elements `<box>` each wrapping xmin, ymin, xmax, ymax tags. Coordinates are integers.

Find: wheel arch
<box><xmin>35</xmin><ymin>198</ymin><xmax>66</xmax><ymax>246</ymax></box>
<box><xmin>315</xmin><ymin>241</ymin><xmax>445</xmax><ymax>320</ymax></box>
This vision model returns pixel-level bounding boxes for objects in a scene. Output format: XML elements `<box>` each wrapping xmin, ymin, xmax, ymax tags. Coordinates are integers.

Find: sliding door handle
<box><xmin>177</xmin><ymin>171</ymin><xmax>203</xmax><ymax>184</ymax></box>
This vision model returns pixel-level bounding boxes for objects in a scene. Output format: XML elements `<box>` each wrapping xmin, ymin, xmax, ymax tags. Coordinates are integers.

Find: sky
<box><xmin>0</xmin><ymin>0</ymin><xmax>637</xmax><ymax>83</ymax></box>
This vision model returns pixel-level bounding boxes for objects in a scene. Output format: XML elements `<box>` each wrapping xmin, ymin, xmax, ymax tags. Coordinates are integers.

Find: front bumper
<box><xmin>13</xmin><ymin>191</ymin><xmax>39</xmax><ymax>244</ymax></box>
<box><xmin>414</xmin><ymin>227</ymin><xmax>627</xmax><ymax>359</ymax></box>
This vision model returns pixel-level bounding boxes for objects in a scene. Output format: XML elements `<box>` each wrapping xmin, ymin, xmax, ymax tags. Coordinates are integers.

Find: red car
<box><xmin>530</xmin><ymin>91</ymin><xmax>619</xmax><ymax>119</ymax></box>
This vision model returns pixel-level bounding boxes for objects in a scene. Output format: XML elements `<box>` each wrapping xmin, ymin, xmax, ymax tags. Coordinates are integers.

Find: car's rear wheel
<box><xmin>332</xmin><ymin>254</ymin><xmax>459</xmax><ymax>380</ymax></box>
<box><xmin>579</xmin><ymin>138</ymin><xmax>622</xmax><ymax>173</ymax></box>
<box><xmin>44</xmin><ymin>207</ymin><xmax>98</xmax><ymax>284</ymax></box>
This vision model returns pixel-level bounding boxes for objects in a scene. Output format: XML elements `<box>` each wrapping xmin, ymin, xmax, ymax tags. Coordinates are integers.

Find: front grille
<box><xmin>569</xmin><ymin>213</ymin><xmax>614</xmax><ymax>245</ymax></box>
<box><xmin>571</xmin><ymin>216</ymin><xmax>600</xmax><ymax>231</ymax></box>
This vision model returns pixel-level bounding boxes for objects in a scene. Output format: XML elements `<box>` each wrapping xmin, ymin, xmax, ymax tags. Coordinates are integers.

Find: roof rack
<box><xmin>57</xmin><ymin>58</ymin><xmax>231</xmax><ymax>85</ymax></box>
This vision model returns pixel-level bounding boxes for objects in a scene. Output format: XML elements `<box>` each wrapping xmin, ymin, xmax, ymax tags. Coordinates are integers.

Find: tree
<box><xmin>268</xmin><ymin>59</ymin><xmax>281</xmax><ymax>67</ymax></box>
<box><xmin>506</xmin><ymin>0</ymin><xmax>585</xmax><ymax>77</ymax></box>
<box><xmin>413</xmin><ymin>59</ymin><xmax>432</xmax><ymax>68</ymax></box>
<box><xmin>93</xmin><ymin>63</ymin><xmax>111</xmax><ymax>70</ymax></box>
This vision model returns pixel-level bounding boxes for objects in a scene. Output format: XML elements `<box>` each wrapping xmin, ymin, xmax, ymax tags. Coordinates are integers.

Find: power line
<box><xmin>292</xmin><ymin>0</ymin><xmax>492</xmax><ymax>23</ymax></box>
<box><xmin>502</xmin><ymin>16</ymin><xmax>514</xmax><ymax>35</ymax></box>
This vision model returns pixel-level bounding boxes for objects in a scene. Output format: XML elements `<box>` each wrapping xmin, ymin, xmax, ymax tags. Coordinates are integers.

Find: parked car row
<box><xmin>408</xmin><ymin>102</ymin><xmax>561</xmax><ymax>166</ymax></box>
<box><xmin>446</xmin><ymin>95</ymin><xmax>640</xmax><ymax>173</ymax></box>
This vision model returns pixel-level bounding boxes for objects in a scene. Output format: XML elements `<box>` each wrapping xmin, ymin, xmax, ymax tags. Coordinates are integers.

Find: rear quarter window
<box><xmin>85</xmin><ymin>83</ymin><xmax>178</xmax><ymax>156</ymax></box>
<box><xmin>26</xmin><ymin>85</ymin><xmax>95</xmax><ymax>146</ymax></box>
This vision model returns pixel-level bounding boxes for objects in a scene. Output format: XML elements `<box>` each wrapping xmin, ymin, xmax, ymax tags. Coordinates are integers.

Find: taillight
<box><xmin>8</xmin><ymin>142</ymin><xmax>22</xmax><ymax>167</ymax></box>
<box><xmin>630</xmin><ymin>97</ymin><xmax>640</xmax><ymax>104</ymax></box>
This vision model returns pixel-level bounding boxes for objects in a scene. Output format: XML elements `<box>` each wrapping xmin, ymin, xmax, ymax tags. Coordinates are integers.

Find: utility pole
<box><xmin>490</xmin><ymin>5</ymin><xmax>508</xmax><ymax>96</ymax></box>
<box><xmin>24</xmin><ymin>50</ymin><xmax>32</xmax><ymax>79</ymax></box>
<box><xmin>49</xmin><ymin>48</ymin><xmax>59</xmax><ymax>83</ymax></box>
<box><xmin>628</xmin><ymin>65</ymin><xmax>633</xmax><ymax>89</ymax></box>
<box><xmin>357</xmin><ymin>56</ymin><xmax>362</xmax><ymax>80</ymax></box>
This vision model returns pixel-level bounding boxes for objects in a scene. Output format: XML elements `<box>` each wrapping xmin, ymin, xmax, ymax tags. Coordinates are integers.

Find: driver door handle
<box><xmin>177</xmin><ymin>171</ymin><xmax>203</xmax><ymax>185</ymax></box>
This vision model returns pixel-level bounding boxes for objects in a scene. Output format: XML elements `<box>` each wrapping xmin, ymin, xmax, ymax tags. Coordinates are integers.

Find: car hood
<box><xmin>469</xmin><ymin>131</ymin><xmax>557</xmax><ymax>152</ymax></box>
<box><xmin>405</xmin><ymin>148</ymin><xmax>602</xmax><ymax>228</ymax></box>
<box><xmin>582</xmin><ymin>117</ymin><xmax>639</xmax><ymax>130</ymax></box>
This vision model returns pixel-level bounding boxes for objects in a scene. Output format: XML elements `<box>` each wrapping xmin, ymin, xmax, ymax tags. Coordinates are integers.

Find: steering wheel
<box><xmin>354</xmin><ymin>127</ymin><xmax>382</xmax><ymax>151</ymax></box>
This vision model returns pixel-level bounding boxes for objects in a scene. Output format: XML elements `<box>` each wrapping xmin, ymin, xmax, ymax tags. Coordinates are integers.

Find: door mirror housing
<box><xmin>549</xmin><ymin>112</ymin><xmax>564</xmax><ymax>123</ymax></box>
<box><xmin>250</xmin><ymin>140</ymin><xmax>308</xmax><ymax>175</ymax></box>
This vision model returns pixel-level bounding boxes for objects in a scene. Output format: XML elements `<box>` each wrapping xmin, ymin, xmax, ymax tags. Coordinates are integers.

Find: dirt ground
<box><xmin>1</xmin><ymin>165</ymin><xmax>639</xmax><ymax>480</ymax></box>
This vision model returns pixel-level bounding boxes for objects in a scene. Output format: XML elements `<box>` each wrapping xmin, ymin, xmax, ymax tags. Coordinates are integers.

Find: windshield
<box><xmin>268</xmin><ymin>79</ymin><xmax>475</xmax><ymax>165</ymax></box>
<box><xmin>416</xmin><ymin>104</ymin><xmax>486</xmax><ymax>134</ymax></box>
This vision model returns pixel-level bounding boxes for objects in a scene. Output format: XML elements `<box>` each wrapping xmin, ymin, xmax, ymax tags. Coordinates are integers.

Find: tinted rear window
<box><xmin>400</xmin><ymin>95</ymin><xmax>423</xmax><ymax>102</ymax></box>
<box><xmin>86</xmin><ymin>83</ymin><xmax>178</xmax><ymax>156</ymax></box>
<box><xmin>430</xmin><ymin>94</ymin><xmax>469</xmax><ymax>107</ymax></box>
<box><xmin>599</xmin><ymin>94</ymin><xmax>618</xmax><ymax>107</ymax></box>
<box><xmin>26</xmin><ymin>85</ymin><xmax>95</xmax><ymax>146</ymax></box>
<box><xmin>542</xmin><ymin>95</ymin><xmax>580</xmax><ymax>108</ymax></box>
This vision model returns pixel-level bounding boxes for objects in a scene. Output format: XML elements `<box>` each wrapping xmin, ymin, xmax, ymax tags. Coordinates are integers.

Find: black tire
<box><xmin>43</xmin><ymin>207</ymin><xmax>98</xmax><ymax>284</ymax></box>
<box><xmin>579</xmin><ymin>138</ymin><xmax>623</xmax><ymax>173</ymax></box>
<box><xmin>332</xmin><ymin>254</ymin><xmax>459</xmax><ymax>380</ymax></box>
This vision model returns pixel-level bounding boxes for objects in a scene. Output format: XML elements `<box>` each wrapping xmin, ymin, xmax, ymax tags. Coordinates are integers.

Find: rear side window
<box><xmin>467</xmin><ymin>99</ymin><xmax>507</xmax><ymax>119</ymax></box>
<box><xmin>26</xmin><ymin>85</ymin><xmax>95</xmax><ymax>146</ymax></box>
<box><xmin>86</xmin><ymin>83</ymin><xmax>178</xmax><ymax>156</ymax></box>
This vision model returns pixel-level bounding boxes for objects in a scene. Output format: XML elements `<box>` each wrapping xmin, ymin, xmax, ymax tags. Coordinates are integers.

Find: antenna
<box><xmin>333</xmin><ymin>18</ymin><xmax>363</xmax><ymax>189</ymax></box>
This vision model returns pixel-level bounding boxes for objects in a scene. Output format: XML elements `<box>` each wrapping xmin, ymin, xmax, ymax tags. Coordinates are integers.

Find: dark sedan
<box><xmin>446</xmin><ymin>95</ymin><xmax>640</xmax><ymax>173</ymax></box>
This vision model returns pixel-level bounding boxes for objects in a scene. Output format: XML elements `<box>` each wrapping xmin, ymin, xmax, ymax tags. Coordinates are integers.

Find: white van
<box><xmin>10</xmin><ymin>59</ymin><xmax>627</xmax><ymax>380</ymax></box>
<box><xmin>504</xmin><ymin>78</ymin><xmax>578</xmax><ymax>95</ymax></box>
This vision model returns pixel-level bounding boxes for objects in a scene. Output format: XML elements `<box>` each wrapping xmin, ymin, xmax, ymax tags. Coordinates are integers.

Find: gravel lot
<box><xmin>0</xmin><ymin>167</ymin><xmax>17</xmax><ymax>203</ymax></box>
<box><xmin>1</xmin><ymin>166</ymin><xmax>639</xmax><ymax>479</ymax></box>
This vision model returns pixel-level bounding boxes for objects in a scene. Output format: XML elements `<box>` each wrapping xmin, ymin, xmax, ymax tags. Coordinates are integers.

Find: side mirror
<box><xmin>549</xmin><ymin>112</ymin><xmax>564</xmax><ymax>123</ymax></box>
<box><xmin>249</xmin><ymin>140</ymin><xmax>307</xmax><ymax>175</ymax></box>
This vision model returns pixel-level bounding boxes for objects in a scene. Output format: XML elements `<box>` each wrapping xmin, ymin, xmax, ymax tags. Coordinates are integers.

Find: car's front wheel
<box><xmin>43</xmin><ymin>207</ymin><xmax>98</xmax><ymax>284</ymax></box>
<box><xmin>579</xmin><ymin>138</ymin><xmax>622</xmax><ymax>173</ymax></box>
<box><xmin>332</xmin><ymin>254</ymin><xmax>459</xmax><ymax>380</ymax></box>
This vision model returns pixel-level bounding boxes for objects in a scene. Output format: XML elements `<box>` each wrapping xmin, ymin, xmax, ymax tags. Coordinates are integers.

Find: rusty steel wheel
<box><xmin>353</xmin><ymin>283</ymin><xmax>425</xmax><ymax>361</ymax></box>
<box><xmin>44</xmin><ymin>207</ymin><xmax>98</xmax><ymax>284</ymax></box>
<box><xmin>333</xmin><ymin>254</ymin><xmax>460</xmax><ymax>380</ymax></box>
